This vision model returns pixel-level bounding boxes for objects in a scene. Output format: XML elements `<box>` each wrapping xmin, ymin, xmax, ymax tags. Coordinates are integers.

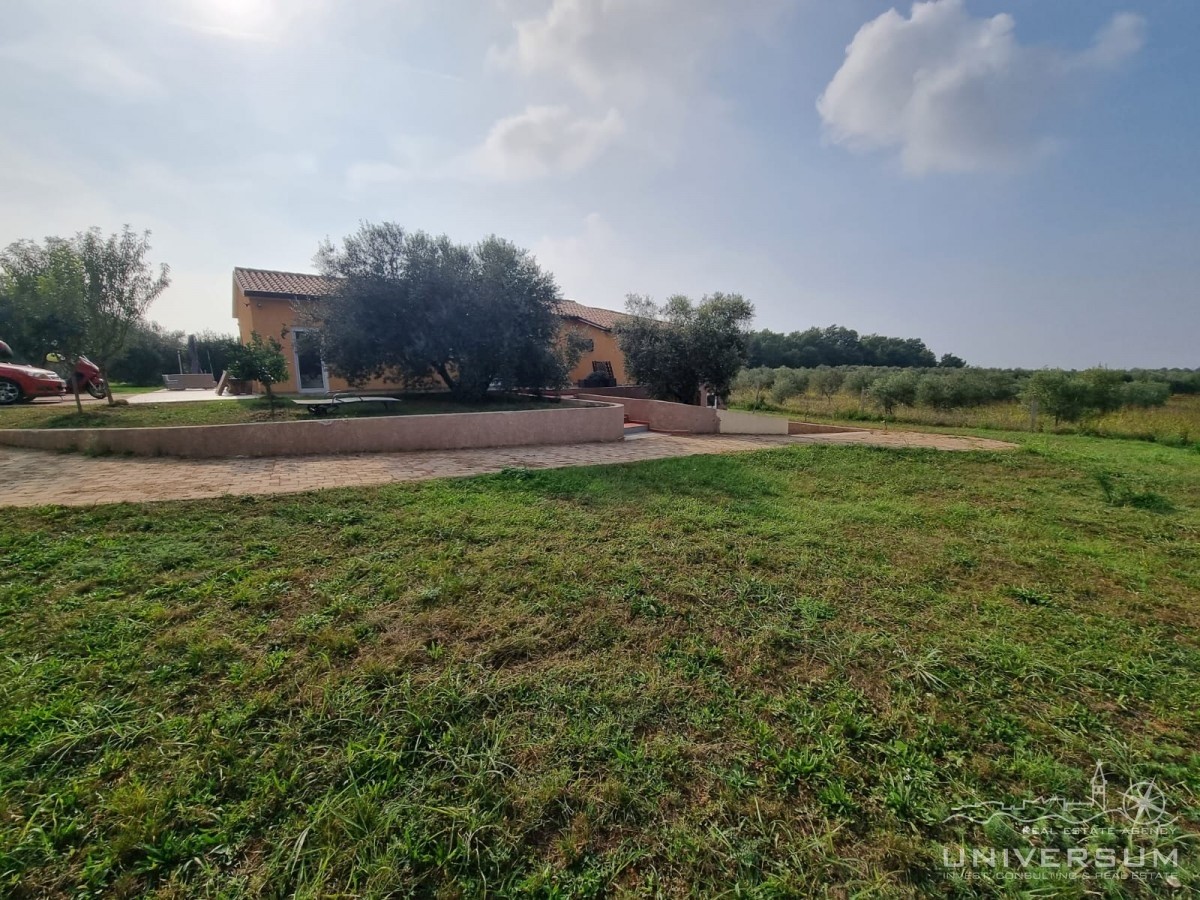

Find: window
<box><xmin>592</xmin><ymin>360</ymin><xmax>614</xmax><ymax>378</ymax></box>
<box><xmin>580</xmin><ymin>338</ymin><xmax>595</xmax><ymax>352</ymax></box>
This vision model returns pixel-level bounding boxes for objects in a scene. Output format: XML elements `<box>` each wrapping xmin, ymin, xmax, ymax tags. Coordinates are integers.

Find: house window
<box><xmin>592</xmin><ymin>360</ymin><xmax>614</xmax><ymax>378</ymax></box>
<box><xmin>580</xmin><ymin>338</ymin><xmax>595</xmax><ymax>352</ymax></box>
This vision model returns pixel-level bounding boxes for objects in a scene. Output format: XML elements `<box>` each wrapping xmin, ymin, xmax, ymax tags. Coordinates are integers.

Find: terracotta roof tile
<box><xmin>554</xmin><ymin>299</ymin><xmax>631</xmax><ymax>332</ymax></box>
<box><xmin>234</xmin><ymin>268</ymin><xmax>629</xmax><ymax>330</ymax></box>
<box><xmin>234</xmin><ymin>267</ymin><xmax>338</xmax><ymax>297</ymax></box>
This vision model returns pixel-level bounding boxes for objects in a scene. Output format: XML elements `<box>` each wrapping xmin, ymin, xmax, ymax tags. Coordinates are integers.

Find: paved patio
<box><xmin>126</xmin><ymin>388</ymin><xmax>254</xmax><ymax>404</ymax></box>
<box><xmin>0</xmin><ymin>430</ymin><xmax>1015</xmax><ymax>508</ymax></box>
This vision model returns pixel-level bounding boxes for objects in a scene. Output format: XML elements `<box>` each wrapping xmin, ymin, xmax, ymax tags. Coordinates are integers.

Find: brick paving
<box><xmin>0</xmin><ymin>430</ymin><xmax>1015</xmax><ymax>508</ymax></box>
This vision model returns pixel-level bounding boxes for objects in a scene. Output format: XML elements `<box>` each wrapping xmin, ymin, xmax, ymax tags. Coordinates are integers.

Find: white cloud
<box><xmin>492</xmin><ymin>0</ymin><xmax>762</xmax><ymax>104</ymax></box>
<box><xmin>0</xmin><ymin>33</ymin><xmax>165</xmax><ymax>101</ymax></box>
<box><xmin>488</xmin><ymin>0</ymin><xmax>787</xmax><ymax>167</ymax></box>
<box><xmin>816</xmin><ymin>0</ymin><xmax>1145</xmax><ymax>174</ymax></box>
<box><xmin>472</xmin><ymin>105</ymin><xmax>624</xmax><ymax>181</ymax></box>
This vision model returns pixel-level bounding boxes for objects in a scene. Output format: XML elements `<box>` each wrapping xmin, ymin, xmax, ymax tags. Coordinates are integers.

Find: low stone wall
<box><xmin>563</xmin><ymin>385</ymin><xmax>650</xmax><ymax>400</ymax></box>
<box><xmin>577</xmin><ymin>394</ymin><xmax>719</xmax><ymax>433</ymax></box>
<box><xmin>716</xmin><ymin>409</ymin><xmax>790</xmax><ymax>435</ymax></box>
<box><xmin>0</xmin><ymin>402</ymin><xmax>625</xmax><ymax>458</ymax></box>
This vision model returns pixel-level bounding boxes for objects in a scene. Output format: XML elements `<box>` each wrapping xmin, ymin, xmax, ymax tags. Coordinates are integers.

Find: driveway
<box><xmin>0</xmin><ymin>430</ymin><xmax>1015</xmax><ymax>508</ymax></box>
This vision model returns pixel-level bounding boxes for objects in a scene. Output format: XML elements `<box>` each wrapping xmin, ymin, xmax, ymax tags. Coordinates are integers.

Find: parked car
<box><xmin>0</xmin><ymin>340</ymin><xmax>68</xmax><ymax>405</ymax></box>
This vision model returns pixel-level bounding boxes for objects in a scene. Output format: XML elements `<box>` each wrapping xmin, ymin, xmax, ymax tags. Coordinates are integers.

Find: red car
<box><xmin>0</xmin><ymin>340</ymin><xmax>68</xmax><ymax>405</ymax></box>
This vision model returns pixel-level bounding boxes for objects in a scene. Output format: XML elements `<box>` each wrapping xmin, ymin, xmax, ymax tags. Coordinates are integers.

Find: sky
<box><xmin>1</xmin><ymin>0</ymin><xmax>1197</xmax><ymax>369</ymax></box>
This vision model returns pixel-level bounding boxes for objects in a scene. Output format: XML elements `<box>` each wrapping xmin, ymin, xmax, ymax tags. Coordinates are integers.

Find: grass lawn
<box><xmin>1</xmin><ymin>434</ymin><xmax>1197</xmax><ymax>896</ymax></box>
<box><xmin>0</xmin><ymin>394</ymin><xmax>573</xmax><ymax>430</ymax></box>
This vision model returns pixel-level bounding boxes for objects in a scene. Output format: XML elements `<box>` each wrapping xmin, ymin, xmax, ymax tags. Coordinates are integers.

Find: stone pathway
<box><xmin>0</xmin><ymin>430</ymin><xmax>1015</xmax><ymax>508</ymax></box>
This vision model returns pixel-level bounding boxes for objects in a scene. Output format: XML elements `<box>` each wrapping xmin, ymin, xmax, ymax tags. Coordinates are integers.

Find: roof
<box><xmin>233</xmin><ymin>267</ymin><xmax>338</xmax><ymax>297</ymax></box>
<box><xmin>233</xmin><ymin>268</ymin><xmax>629</xmax><ymax>329</ymax></box>
<box><xmin>554</xmin><ymin>299</ymin><xmax>631</xmax><ymax>332</ymax></box>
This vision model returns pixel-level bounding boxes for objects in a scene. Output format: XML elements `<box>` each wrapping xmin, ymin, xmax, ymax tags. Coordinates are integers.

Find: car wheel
<box><xmin>0</xmin><ymin>378</ymin><xmax>22</xmax><ymax>405</ymax></box>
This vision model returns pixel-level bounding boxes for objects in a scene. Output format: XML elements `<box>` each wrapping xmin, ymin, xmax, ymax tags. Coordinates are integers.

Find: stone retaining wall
<box><xmin>577</xmin><ymin>394</ymin><xmax>720</xmax><ymax>433</ymax></box>
<box><xmin>0</xmin><ymin>402</ymin><xmax>625</xmax><ymax>458</ymax></box>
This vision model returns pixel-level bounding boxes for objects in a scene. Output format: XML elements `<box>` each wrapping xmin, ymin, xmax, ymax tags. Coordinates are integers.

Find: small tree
<box><xmin>617</xmin><ymin>293</ymin><xmax>754</xmax><ymax>404</ymax></box>
<box><xmin>0</xmin><ymin>238</ymin><xmax>90</xmax><ymax>411</ymax></box>
<box><xmin>0</xmin><ymin>238</ymin><xmax>87</xmax><ymax>366</ymax></box>
<box><xmin>734</xmin><ymin>366</ymin><xmax>775</xmax><ymax>408</ymax></box>
<box><xmin>939</xmin><ymin>353</ymin><xmax>967</xmax><ymax>368</ymax></box>
<box><xmin>869</xmin><ymin>371</ymin><xmax>919</xmax><ymax>417</ymax></box>
<box><xmin>771</xmin><ymin>367</ymin><xmax>809</xmax><ymax>405</ymax></box>
<box><xmin>809</xmin><ymin>366</ymin><xmax>845</xmax><ymax>400</ymax></box>
<box><xmin>227</xmin><ymin>332</ymin><xmax>288</xmax><ymax>412</ymax></box>
<box><xmin>1023</xmin><ymin>370</ymin><xmax>1094</xmax><ymax>426</ymax></box>
<box><xmin>77</xmin><ymin>226</ymin><xmax>171</xmax><ymax>404</ymax></box>
<box><xmin>915</xmin><ymin>374</ymin><xmax>957</xmax><ymax>411</ymax></box>
<box><xmin>1119</xmin><ymin>380</ymin><xmax>1170</xmax><ymax>409</ymax></box>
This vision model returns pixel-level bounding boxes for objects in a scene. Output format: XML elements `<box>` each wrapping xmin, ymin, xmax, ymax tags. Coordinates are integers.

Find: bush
<box><xmin>733</xmin><ymin>366</ymin><xmax>775</xmax><ymax>408</ymax></box>
<box><xmin>869</xmin><ymin>371</ymin><xmax>919</xmax><ymax>416</ymax></box>
<box><xmin>770</xmin><ymin>368</ymin><xmax>808</xmax><ymax>404</ymax></box>
<box><xmin>810</xmin><ymin>366</ymin><xmax>845</xmax><ymax>399</ymax></box>
<box><xmin>1120</xmin><ymin>380</ymin><xmax>1171</xmax><ymax>409</ymax></box>
<box><xmin>227</xmin><ymin>332</ymin><xmax>289</xmax><ymax>409</ymax></box>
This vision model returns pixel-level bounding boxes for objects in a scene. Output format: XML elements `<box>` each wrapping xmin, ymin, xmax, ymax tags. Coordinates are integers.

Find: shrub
<box><xmin>1119</xmin><ymin>380</ymin><xmax>1171</xmax><ymax>409</ymax></box>
<box><xmin>770</xmin><ymin>368</ymin><xmax>809</xmax><ymax>404</ymax></box>
<box><xmin>733</xmin><ymin>366</ymin><xmax>775</xmax><ymax>408</ymax></box>
<box><xmin>869</xmin><ymin>371</ymin><xmax>919</xmax><ymax>416</ymax></box>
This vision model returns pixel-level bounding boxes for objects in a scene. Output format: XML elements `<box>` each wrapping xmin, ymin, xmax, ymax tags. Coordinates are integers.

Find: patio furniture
<box><xmin>163</xmin><ymin>373</ymin><xmax>217</xmax><ymax>390</ymax></box>
<box><xmin>294</xmin><ymin>392</ymin><xmax>404</xmax><ymax>417</ymax></box>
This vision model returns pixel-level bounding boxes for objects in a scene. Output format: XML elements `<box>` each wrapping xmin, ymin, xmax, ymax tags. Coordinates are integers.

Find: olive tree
<box><xmin>617</xmin><ymin>293</ymin><xmax>754</xmax><ymax>405</ymax></box>
<box><xmin>771</xmin><ymin>367</ymin><xmax>809</xmax><ymax>404</ymax></box>
<box><xmin>0</xmin><ymin>238</ymin><xmax>87</xmax><ymax>368</ymax></box>
<box><xmin>869</xmin><ymin>370</ymin><xmax>919</xmax><ymax>416</ymax></box>
<box><xmin>313</xmin><ymin>224</ymin><xmax>577</xmax><ymax>402</ymax></box>
<box><xmin>76</xmin><ymin>227</ymin><xmax>171</xmax><ymax>404</ymax></box>
<box><xmin>0</xmin><ymin>238</ymin><xmax>91</xmax><ymax>411</ymax></box>
<box><xmin>733</xmin><ymin>366</ymin><xmax>775</xmax><ymax>408</ymax></box>
<box><xmin>809</xmin><ymin>366</ymin><xmax>845</xmax><ymax>400</ymax></box>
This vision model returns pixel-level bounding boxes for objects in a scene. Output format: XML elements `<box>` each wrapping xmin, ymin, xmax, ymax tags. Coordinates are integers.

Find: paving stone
<box><xmin>0</xmin><ymin>431</ymin><xmax>1015</xmax><ymax>508</ymax></box>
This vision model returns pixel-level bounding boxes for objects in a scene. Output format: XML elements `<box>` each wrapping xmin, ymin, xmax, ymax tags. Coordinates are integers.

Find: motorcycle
<box><xmin>66</xmin><ymin>356</ymin><xmax>107</xmax><ymax>399</ymax></box>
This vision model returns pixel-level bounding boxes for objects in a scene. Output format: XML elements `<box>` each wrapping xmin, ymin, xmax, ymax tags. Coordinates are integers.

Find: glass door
<box><xmin>292</xmin><ymin>330</ymin><xmax>328</xmax><ymax>393</ymax></box>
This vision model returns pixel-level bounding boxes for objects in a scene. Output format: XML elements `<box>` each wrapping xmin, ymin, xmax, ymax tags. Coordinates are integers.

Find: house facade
<box><xmin>232</xmin><ymin>267</ymin><xmax>631</xmax><ymax>394</ymax></box>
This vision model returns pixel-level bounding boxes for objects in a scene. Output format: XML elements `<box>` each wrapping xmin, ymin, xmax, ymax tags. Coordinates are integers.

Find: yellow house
<box><xmin>232</xmin><ymin>267</ymin><xmax>632</xmax><ymax>394</ymax></box>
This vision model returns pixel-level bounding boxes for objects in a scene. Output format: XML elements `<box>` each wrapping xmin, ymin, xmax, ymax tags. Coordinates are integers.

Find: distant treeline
<box><xmin>106</xmin><ymin>322</ymin><xmax>241</xmax><ymax>385</ymax></box>
<box><xmin>748</xmin><ymin>325</ymin><xmax>964</xmax><ymax>369</ymax></box>
<box><xmin>733</xmin><ymin>365</ymin><xmax>1200</xmax><ymax>423</ymax></box>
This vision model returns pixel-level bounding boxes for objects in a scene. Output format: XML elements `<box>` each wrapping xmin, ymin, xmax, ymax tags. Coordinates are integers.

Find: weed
<box><xmin>0</xmin><ymin>432</ymin><xmax>1197</xmax><ymax>896</ymax></box>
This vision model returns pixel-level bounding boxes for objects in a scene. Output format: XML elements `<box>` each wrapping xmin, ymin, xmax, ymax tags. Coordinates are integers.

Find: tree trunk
<box><xmin>100</xmin><ymin>363</ymin><xmax>116</xmax><ymax>406</ymax></box>
<box><xmin>432</xmin><ymin>363</ymin><xmax>461</xmax><ymax>399</ymax></box>
<box><xmin>264</xmin><ymin>382</ymin><xmax>276</xmax><ymax>416</ymax></box>
<box><xmin>72</xmin><ymin>373</ymin><xmax>83</xmax><ymax>414</ymax></box>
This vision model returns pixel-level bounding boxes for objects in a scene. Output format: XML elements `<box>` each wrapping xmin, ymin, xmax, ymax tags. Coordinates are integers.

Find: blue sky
<box><xmin>1</xmin><ymin>0</ymin><xmax>1196</xmax><ymax>368</ymax></box>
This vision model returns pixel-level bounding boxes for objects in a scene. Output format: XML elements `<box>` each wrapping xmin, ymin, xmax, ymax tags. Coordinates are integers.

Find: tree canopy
<box><xmin>747</xmin><ymin>325</ymin><xmax>952</xmax><ymax>369</ymax></box>
<box><xmin>313</xmin><ymin>224</ymin><xmax>578</xmax><ymax>402</ymax></box>
<box><xmin>0</xmin><ymin>227</ymin><xmax>170</xmax><ymax>404</ymax></box>
<box><xmin>616</xmin><ymin>293</ymin><xmax>754</xmax><ymax>404</ymax></box>
<box><xmin>0</xmin><ymin>238</ymin><xmax>87</xmax><ymax>367</ymax></box>
<box><xmin>76</xmin><ymin>227</ymin><xmax>171</xmax><ymax>402</ymax></box>
<box><xmin>228</xmin><ymin>332</ymin><xmax>289</xmax><ymax>410</ymax></box>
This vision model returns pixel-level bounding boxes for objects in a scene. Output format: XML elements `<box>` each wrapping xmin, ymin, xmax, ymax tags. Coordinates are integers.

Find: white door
<box><xmin>292</xmin><ymin>329</ymin><xmax>328</xmax><ymax>393</ymax></box>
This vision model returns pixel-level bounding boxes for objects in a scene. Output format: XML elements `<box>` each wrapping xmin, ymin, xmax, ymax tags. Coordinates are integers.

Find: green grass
<box><xmin>733</xmin><ymin>392</ymin><xmax>1200</xmax><ymax>450</ymax></box>
<box><xmin>0</xmin><ymin>434</ymin><xmax>1197</xmax><ymax>896</ymax></box>
<box><xmin>0</xmin><ymin>394</ymin><xmax>573</xmax><ymax>430</ymax></box>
